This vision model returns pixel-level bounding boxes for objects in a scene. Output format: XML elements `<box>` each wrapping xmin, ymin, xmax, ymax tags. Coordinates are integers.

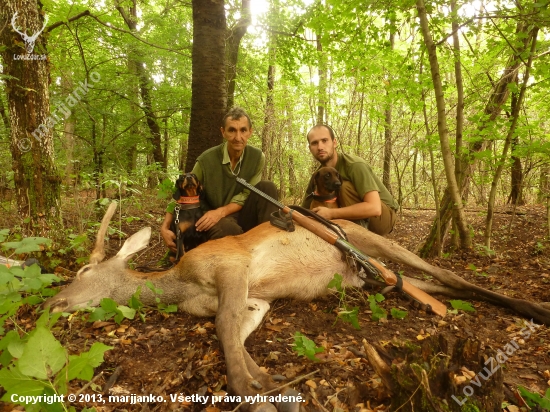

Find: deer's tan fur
<box><xmin>45</xmin><ymin>203</ymin><xmax>550</xmax><ymax>411</ymax></box>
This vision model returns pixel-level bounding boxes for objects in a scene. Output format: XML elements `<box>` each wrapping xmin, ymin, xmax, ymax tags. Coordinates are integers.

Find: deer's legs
<box><xmin>215</xmin><ymin>269</ymin><xmax>278</xmax><ymax>411</ymax></box>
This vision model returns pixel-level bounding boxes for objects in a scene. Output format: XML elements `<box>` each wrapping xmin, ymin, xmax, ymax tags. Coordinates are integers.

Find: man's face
<box><xmin>307</xmin><ymin>126</ymin><xmax>337</xmax><ymax>165</ymax></box>
<box><xmin>221</xmin><ymin>117</ymin><xmax>252</xmax><ymax>154</ymax></box>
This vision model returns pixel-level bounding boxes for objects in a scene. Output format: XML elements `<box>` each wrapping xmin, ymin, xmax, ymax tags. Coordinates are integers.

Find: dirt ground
<box><xmin>2</xmin><ymin>196</ymin><xmax>550</xmax><ymax>412</ymax></box>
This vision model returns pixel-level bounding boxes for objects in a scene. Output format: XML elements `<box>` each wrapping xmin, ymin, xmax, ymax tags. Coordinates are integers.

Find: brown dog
<box><xmin>309</xmin><ymin>166</ymin><xmax>342</xmax><ymax>209</ymax></box>
<box><xmin>170</xmin><ymin>173</ymin><xmax>206</xmax><ymax>256</ymax></box>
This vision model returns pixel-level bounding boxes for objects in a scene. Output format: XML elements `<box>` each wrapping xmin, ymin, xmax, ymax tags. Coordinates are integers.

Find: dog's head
<box><xmin>313</xmin><ymin>167</ymin><xmax>341</xmax><ymax>195</ymax></box>
<box><xmin>173</xmin><ymin>173</ymin><xmax>203</xmax><ymax>200</ymax></box>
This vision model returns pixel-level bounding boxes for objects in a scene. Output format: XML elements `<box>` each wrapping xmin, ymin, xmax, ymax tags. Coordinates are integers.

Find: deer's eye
<box><xmin>80</xmin><ymin>266</ymin><xmax>91</xmax><ymax>274</ymax></box>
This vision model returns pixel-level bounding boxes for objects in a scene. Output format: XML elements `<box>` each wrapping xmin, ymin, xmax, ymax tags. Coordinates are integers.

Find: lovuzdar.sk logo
<box><xmin>11</xmin><ymin>11</ymin><xmax>48</xmax><ymax>60</ymax></box>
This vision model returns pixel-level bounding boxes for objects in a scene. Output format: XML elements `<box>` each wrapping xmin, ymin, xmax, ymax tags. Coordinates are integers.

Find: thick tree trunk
<box><xmin>226</xmin><ymin>0</ymin><xmax>251</xmax><ymax>110</ymax></box>
<box><xmin>186</xmin><ymin>0</ymin><xmax>227</xmax><ymax>171</ymax></box>
<box><xmin>0</xmin><ymin>2</ymin><xmax>61</xmax><ymax>227</ymax></box>
<box><xmin>417</xmin><ymin>0</ymin><xmax>471</xmax><ymax>251</ymax></box>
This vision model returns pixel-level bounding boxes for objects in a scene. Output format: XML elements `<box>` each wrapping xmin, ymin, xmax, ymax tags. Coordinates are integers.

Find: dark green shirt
<box><xmin>167</xmin><ymin>142</ymin><xmax>264</xmax><ymax>213</ymax></box>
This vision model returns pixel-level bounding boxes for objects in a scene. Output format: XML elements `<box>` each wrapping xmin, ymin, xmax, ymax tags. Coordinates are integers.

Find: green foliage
<box><xmin>327</xmin><ymin>274</ymin><xmax>360</xmax><ymax>329</ymax></box>
<box><xmin>87</xmin><ymin>298</ymin><xmax>136</xmax><ymax>324</ymax></box>
<box><xmin>145</xmin><ymin>281</ymin><xmax>178</xmax><ymax>314</ymax></box>
<box><xmin>128</xmin><ymin>286</ymin><xmax>146</xmax><ymax>322</ymax></box>
<box><xmin>517</xmin><ymin>386</ymin><xmax>550</xmax><ymax>409</ymax></box>
<box><xmin>292</xmin><ymin>331</ymin><xmax>324</xmax><ymax>362</ymax></box>
<box><xmin>0</xmin><ymin>310</ymin><xmax>112</xmax><ymax>410</ymax></box>
<box><xmin>368</xmin><ymin>293</ymin><xmax>387</xmax><ymax>321</ymax></box>
<box><xmin>0</xmin><ymin>233</ymin><xmax>111</xmax><ymax>410</ymax></box>
<box><xmin>390</xmin><ymin>308</ymin><xmax>408</xmax><ymax>319</ymax></box>
<box><xmin>1</xmin><ymin>237</ymin><xmax>51</xmax><ymax>255</ymax></box>
<box><xmin>474</xmin><ymin>244</ymin><xmax>496</xmax><ymax>257</ymax></box>
<box><xmin>449</xmin><ymin>300</ymin><xmax>476</xmax><ymax>313</ymax></box>
<box><xmin>157</xmin><ymin>178</ymin><xmax>175</xmax><ymax>200</ymax></box>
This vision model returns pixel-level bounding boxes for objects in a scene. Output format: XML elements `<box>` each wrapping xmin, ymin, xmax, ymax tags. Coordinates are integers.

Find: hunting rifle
<box><xmin>236</xmin><ymin>177</ymin><xmax>447</xmax><ymax>317</ymax></box>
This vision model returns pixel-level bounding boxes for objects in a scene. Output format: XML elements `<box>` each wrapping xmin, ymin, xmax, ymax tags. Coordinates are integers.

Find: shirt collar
<box><xmin>222</xmin><ymin>141</ymin><xmax>245</xmax><ymax>166</ymax></box>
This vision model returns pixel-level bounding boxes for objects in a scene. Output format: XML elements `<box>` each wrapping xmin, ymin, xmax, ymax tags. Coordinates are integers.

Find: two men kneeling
<box><xmin>161</xmin><ymin>108</ymin><xmax>398</xmax><ymax>257</ymax></box>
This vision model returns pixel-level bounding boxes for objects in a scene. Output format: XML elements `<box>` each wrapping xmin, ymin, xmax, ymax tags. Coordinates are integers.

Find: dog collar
<box><xmin>311</xmin><ymin>192</ymin><xmax>337</xmax><ymax>203</ymax></box>
<box><xmin>176</xmin><ymin>196</ymin><xmax>200</xmax><ymax>204</ymax></box>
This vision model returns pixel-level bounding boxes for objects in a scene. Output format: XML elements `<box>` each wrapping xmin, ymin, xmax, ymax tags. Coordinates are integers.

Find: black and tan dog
<box><xmin>170</xmin><ymin>173</ymin><xmax>207</xmax><ymax>257</ymax></box>
<box><xmin>308</xmin><ymin>166</ymin><xmax>342</xmax><ymax>209</ymax></box>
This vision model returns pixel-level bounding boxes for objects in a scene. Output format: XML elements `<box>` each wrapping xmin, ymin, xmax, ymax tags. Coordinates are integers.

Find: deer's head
<box><xmin>11</xmin><ymin>12</ymin><xmax>49</xmax><ymax>54</ymax></box>
<box><xmin>45</xmin><ymin>203</ymin><xmax>152</xmax><ymax>312</ymax></box>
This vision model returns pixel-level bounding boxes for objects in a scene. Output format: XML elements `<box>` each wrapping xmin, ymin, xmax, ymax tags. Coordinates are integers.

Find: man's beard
<box><xmin>318</xmin><ymin>151</ymin><xmax>335</xmax><ymax>166</ymax></box>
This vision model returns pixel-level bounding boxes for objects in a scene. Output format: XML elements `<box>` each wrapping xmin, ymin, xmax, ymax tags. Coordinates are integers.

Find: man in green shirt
<box><xmin>161</xmin><ymin>107</ymin><xmax>277</xmax><ymax>254</ymax></box>
<box><xmin>301</xmin><ymin>124</ymin><xmax>399</xmax><ymax>236</ymax></box>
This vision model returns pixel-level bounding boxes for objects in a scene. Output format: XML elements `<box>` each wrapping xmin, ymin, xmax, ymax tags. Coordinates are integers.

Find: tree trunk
<box><xmin>416</xmin><ymin>0</ymin><xmax>471</xmax><ymax>251</ymax></box>
<box><xmin>485</xmin><ymin>28</ymin><xmax>538</xmax><ymax>249</ymax></box>
<box><xmin>509</xmin><ymin>136</ymin><xmax>524</xmax><ymax>205</ymax></box>
<box><xmin>0</xmin><ymin>2</ymin><xmax>61</xmax><ymax>227</ymax></box>
<box><xmin>316</xmin><ymin>33</ymin><xmax>327</xmax><ymax>124</ymax></box>
<box><xmin>116</xmin><ymin>0</ymin><xmax>165</xmax><ymax>171</ymax></box>
<box><xmin>261</xmin><ymin>43</ymin><xmax>276</xmax><ymax>180</ymax></box>
<box><xmin>364</xmin><ymin>335</ymin><xmax>504</xmax><ymax>412</ymax></box>
<box><xmin>382</xmin><ymin>30</ymin><xmax>394</xmax><ymax>195</ymax></box>
<box><xmin>226</xmin><ymin>0</ymin><xmax>251</xmax><ymax>110</ymax></box>
<box><xmin>186</xmin><ymin>0</ymin><xmax>227</xmax><ymax>171</ymax></box>
<box><xmin>418</xmin><ymin>19</ymin><xmax>531</xmax><ymax>257</ymax></box>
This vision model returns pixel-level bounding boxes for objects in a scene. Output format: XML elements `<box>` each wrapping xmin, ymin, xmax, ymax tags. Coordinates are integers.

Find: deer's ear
<box><xmin>116</xmin><ymin>227</ymin><xmax>151</xmax><ymax>261</ymax></box>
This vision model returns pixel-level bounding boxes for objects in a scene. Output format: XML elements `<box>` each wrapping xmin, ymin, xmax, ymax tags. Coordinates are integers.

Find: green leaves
<box><xmin>517</xmin><ymin>386</ymin><xmax>550</xmax><ymax>409</ymax></box>
<box><xmin>88</xmin><ymin>298</ymin><xmax>136</xmax><ymax>324</ymax></box>
<box><xmin>2</xmin><ymin>237</ymin><xmax>51</xmax><ymax>254</ymax></box>
<box><xmin>292</xmin><ymin>332</ymin><xmax>324</xmax><ymax>362</ymax></box>
<box><xmin>18</xmin><ymin>327</ymin><xmax>67</xmax><ymax>380</ymax></box>
<box><xmin>368</xmin><ymin>293</ymin><xmax>387</xmax><ymax>321</ymax></box>
<box><xmin>390</xmin><ymin>308</ymin><xmax>408</xmax><ymax>319</ymax></box>
<box><xmin>449</xmin><ymin>299</ymin><xmax>476</xmax><ymax>313</ymax></box>
<box><xmin>0</xmin><ymin>367</ymin><xmax>48</xmax><ymax>401</ymax></box>
<box><xmin>337</xmin><ymin>306</ymin><xmax>360</xmax><ymax>330</ymax></box>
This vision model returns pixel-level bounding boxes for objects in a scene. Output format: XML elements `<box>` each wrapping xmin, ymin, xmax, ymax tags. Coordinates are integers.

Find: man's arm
<box><xmin>195</xmin><ymin>202</ymin><xmax>242</xmax><ymax>232</ymax></box>
<box><xmin>312</xmin><ymin>191</ymin><xmax>381</xmax><ymax>220</ymax></box>
<box><xmin>160</xmin><ymin>212</ymin><xmax>177</xmax><ymax>252</ymax></box>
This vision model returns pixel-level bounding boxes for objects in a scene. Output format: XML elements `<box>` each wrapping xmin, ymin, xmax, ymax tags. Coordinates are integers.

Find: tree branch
<box><xmin>46</xmin><ymin>10</ymin><xmax>91</xmax><ymax>32</ymax></box>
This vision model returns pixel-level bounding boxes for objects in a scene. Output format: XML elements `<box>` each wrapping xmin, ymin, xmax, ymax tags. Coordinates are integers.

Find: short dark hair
<box><xmin>222</xmin><ymin>107</ymin><xmax>252</xmax><ymax>129</ymax></box>
<box><xmin>307</xmin><ymin>124</ymin><xmax>336</xmax><ymax>142</ymax></box>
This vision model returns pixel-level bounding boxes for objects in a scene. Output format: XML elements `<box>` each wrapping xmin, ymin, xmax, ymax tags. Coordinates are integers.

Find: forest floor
<box><xmin>2</xmin><ymin>193</ymin><xmax>550</xmax><ymax>412</ymax></box>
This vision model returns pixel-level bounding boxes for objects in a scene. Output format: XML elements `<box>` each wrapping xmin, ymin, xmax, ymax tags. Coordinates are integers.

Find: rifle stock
<box><xmin>237</xmin><ymin>178</ymin><xmax>447</xmax><ymax>317</ymax></box>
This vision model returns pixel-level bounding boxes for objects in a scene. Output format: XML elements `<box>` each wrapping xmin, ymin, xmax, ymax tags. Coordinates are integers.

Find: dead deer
<box><xmin>45</xmin><ymin>203</ymin><xmax>550</xmax><ymax>412</ymax></box>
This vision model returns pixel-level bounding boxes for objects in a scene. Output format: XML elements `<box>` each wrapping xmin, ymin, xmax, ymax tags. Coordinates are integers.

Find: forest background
<box><xmin>1</xmin><ymin>0</ymin><xmax>550</xmax><ymax>256</ymax></box>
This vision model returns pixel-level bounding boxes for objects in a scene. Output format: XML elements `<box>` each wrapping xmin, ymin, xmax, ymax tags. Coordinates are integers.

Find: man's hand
<box><xmin>311</xmin><ymin>206</ymin><xmax>334</xmax><ymax>220</ymax></box>
<box><xmin>196</xmin><ymin>209</ymin><xmax>225</xmax><ymax>232</ymax></box>
<box><xmin>160</xmin><ymin>213</ymin><xmax>177</xmax><ymax>252</ymax></box>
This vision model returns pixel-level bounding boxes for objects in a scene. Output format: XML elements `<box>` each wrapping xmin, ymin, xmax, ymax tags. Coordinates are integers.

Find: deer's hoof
<box><xmin>250</xmin><ymin>380</ymin><xmax>263</xmax><ymax>389</ymax></box>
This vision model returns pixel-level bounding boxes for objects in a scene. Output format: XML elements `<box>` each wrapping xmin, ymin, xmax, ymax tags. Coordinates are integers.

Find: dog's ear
<box><xmin>173</xmin><ymin>175</ymin><xmax>184</xmax><ymax>200</ymax></box>
<box><xmin>190</xmin><ymin>174</ymin><xmax>202</xmax><ymax>195</ymax></box>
